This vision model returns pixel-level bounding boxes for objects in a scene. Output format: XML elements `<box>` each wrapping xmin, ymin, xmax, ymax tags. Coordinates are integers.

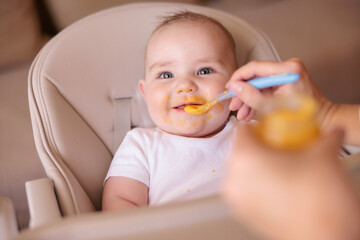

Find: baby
<box><xmin>102</xmin><ymin>11</ymin><xmax>238</xmax><ymax>211</ymax></box>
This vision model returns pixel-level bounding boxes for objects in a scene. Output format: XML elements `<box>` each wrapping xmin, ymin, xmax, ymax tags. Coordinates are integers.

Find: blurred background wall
<box><xmin>210</xmin><ymin>0</ymin><xmax>360</xmax><ymax>104</ymax></box>
<box><xmin>0</xmin><ymin>0</ymin><xmax>359</xmax><ymax>230</ymax></box>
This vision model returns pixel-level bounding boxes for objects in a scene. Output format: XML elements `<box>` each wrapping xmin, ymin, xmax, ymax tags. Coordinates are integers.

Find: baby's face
<box><xmin>139</xmin><ymin>22</ymin><xmax>237</xmax><ymax>137</ymax></box>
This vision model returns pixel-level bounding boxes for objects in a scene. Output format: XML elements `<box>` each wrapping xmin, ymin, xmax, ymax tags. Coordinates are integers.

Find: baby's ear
<box><xmin>138</xmin><ymin>79</ymin><xmax>146</xmax><ymax>98</ymax></box>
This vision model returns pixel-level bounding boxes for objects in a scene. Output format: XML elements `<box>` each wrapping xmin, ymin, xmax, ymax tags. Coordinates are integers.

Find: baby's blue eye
<box><xmin>159</xmin><ymin>72</ymin><xmax>174</xmax><ymax>79</ymax></box>
<box><xmin>197</xmin><ymin>68</ymin><xmax>214</xmax><ymax>75</ymax></box>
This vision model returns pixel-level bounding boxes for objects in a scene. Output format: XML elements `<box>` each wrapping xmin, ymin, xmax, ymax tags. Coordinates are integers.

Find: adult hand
<box><xmin>226</xmin><ymin>58</ymin><xmax>332</xmax><ymax>122</ymax></box>
<box><xmin>222</xmin><ymin>124</ymin><xmax>360</xmax><ymax>240</ymax></box>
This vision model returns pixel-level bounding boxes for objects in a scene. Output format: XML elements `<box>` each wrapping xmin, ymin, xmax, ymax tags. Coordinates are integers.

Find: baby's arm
<box><xmin>102</xmin><ymin>176</ymin><xmax>148</xmax><ymax>211</ymax></box>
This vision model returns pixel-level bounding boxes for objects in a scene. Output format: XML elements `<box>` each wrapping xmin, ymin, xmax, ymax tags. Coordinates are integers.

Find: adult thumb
<box><xmin>228</xmin><ymin>81</ymin><xmax>266</xmax><ymax>110</ymax></box>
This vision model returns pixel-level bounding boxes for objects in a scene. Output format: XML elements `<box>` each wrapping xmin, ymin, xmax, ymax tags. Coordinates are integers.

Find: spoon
<box><xmin>184</xmin><ymin>73</ymin><xmax>300</xmax><ymax>115</ymax></box>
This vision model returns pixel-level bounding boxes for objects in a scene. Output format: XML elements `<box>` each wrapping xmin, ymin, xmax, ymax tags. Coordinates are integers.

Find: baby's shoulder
<box><xmin>126</xmin><ymin>127</ymin><xmax>165</xmax><ymax>141</ymax></box>
<box><xmin>122</xmin><ymin>127</ymin><xmax>174</xmax><ymax>152</ymax></box>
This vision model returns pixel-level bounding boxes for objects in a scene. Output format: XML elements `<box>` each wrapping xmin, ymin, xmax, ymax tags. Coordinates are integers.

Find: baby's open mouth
<box><xmin>173</xmin><ymin>103</ymin><xmax>202</xmax><ymax>110</ymax></box>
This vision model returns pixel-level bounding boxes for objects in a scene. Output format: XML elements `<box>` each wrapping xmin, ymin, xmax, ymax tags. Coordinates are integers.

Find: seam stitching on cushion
<box><xmin>34</xmin><ymin>36</ymin><xmax>80</xmax><ymax>214</ymax></box>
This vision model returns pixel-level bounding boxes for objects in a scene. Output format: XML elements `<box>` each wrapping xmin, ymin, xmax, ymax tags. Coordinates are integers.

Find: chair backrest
<box><xmin>28</xmin><ymin>2</ymin><xmax>280</xmax><ymax>217</ymax></box>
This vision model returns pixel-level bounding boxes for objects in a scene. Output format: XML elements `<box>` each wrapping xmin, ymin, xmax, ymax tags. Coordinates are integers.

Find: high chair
<box><xmin>19</xmin><ymin>2</ymin><xmax>281</xmax><ymax>239</ymax></box>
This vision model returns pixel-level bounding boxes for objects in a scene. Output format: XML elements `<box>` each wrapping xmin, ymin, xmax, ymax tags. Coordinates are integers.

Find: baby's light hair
<box><xmin>153</xmin><ymin>11</ymin><xmax>236</xmax><ymax>52</ymax></box>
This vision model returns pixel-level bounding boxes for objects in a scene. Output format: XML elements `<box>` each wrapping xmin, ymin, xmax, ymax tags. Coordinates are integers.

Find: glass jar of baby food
<box><xmin>254</xmin><ymin>94</ymin><xmax>320</xmax><ymax>150</ymax></box>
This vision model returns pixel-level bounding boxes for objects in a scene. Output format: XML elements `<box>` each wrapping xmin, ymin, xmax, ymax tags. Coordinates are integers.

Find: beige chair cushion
<box><xmin>44</xmin><ymin>0</ymin><xmax>205</xmax><ymax>30</ymax></box>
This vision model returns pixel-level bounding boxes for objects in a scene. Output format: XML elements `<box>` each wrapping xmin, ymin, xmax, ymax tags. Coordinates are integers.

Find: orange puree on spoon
<box><xmin>184</xmin><ymin>100</ymin><xmax>217</xmax><ymax>115</ymax></box>
<box><xmin>185</xmin><ymin>90</ymin><xmax>234</xmax><ymax>115</ymax></box>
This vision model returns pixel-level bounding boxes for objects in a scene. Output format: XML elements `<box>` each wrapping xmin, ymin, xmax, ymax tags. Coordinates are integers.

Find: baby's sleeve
<box><xmin>104</xmin><ymin>129</ymin><xmax>149</xmax><ymax>187</ymax></box>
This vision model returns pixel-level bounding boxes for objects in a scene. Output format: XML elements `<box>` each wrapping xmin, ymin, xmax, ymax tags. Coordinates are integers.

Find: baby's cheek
<box><xmin>149</xmin><ymin>97</ymin><xmax>170</xmax><ymax>114</ymax></box>
<box><xmin>158</xmin><ymin>96</ymin><xmax>170</xmax><ymax>105</ymax></box>
<box><xmin>212</xmin><ymin>102</ymin><xmax>226</xmax><ymax>114</ymax></box>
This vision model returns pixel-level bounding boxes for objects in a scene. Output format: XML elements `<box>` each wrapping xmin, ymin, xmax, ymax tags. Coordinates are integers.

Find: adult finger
<box><xmin>236</xmin><ymin>104</ymin><xmax>251</xmax><ymax>121</ymax></box>
<box><xmin>228</xmin><ymin>80</ymin><xmax>267</xmax><ymax>110</ymax></box>
<box><xmin>229</xmin><ymin>97</ymin><xmax>243</xmax><ymax>111</ymax></box>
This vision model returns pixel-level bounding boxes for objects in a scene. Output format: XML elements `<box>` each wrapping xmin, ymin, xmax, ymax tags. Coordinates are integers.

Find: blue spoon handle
<box><xmin>248</xmin><ymin>73</ymin><xmax>299</xmax><ymax>89</ymax></box>
<box><xmin>216</xmin><ymin>73</ymin><xmax>300</xmax><ymax>103</ymax></box>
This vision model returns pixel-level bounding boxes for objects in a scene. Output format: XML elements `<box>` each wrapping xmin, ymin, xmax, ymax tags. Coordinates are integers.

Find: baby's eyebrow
<box><xmin>148</xmin><ymin>61</ymin><xmax>173</xmax><ymax>71</ymax></box>
<box><xmin>195</xmin><ymin>57</ymin><xmax>225</xmax><ymax>66</ymax></box>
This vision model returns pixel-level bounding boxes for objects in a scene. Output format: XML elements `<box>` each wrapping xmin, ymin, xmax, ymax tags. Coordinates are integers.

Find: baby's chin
<box><xmin>157</xmin><ymin>122</ymin><xmax>226</xmax><ymax>138</ymax></box>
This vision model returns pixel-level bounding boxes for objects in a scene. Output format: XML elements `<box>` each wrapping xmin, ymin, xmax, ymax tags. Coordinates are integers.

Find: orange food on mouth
<box><xmin>173</xmin><ymin>95</ymin><xmax>207</xmax><ymax>113</ymax></box>
<box><xmin>184</xmin><ymin>96</ymin><xmax>206</xmax><ymax>103</ymax></box>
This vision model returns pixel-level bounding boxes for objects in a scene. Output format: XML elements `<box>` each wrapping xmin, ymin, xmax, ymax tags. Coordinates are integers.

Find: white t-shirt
<box><xmin>105</xmin><ymin>117</ymin><xmax>236</xmax><ymax>206</ymax></box>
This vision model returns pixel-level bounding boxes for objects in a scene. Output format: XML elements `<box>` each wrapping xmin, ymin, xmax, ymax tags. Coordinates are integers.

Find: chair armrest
<box><xmin>0</xmin><ymin>196</ymin><xmax>19</xmax><ymax>240</ymax></box>
<box><xmin>15</xmin><ymin>195</ymin><xmax>254</xmax><ymax>240</ymax></box>
<box><xmin>25</xmin><ymin>178</ymin><xmax>62</xmax><ymax>229</ymax></box>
